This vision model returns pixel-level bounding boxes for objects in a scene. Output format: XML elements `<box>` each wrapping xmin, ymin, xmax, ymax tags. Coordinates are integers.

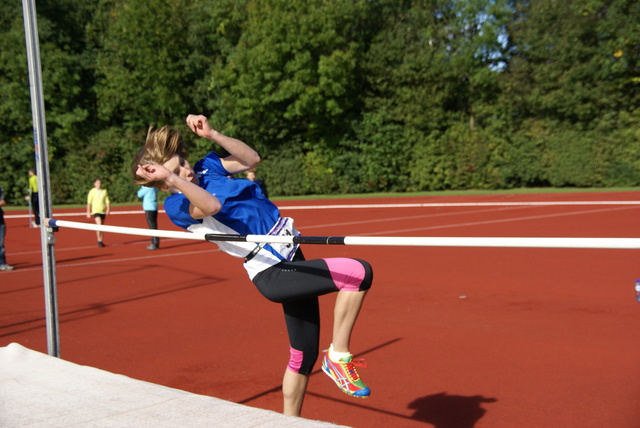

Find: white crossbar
<box><xmin>48</xmin><ymin>219</ymin><xmax>640</xmax><ymax>249</ymax></box>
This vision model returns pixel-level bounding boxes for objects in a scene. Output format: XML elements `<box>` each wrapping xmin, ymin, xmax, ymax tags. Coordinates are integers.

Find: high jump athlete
<box><xmin>133</xmin><ymin>114</ymin><xmax>373</xmax><ymax>417</ymax></box>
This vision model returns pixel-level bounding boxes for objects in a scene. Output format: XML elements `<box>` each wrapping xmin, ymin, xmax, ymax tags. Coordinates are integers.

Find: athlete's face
<box><xmin>162</xmin><ymin>155</ymin><xmax>197</xmax><ymax>185</ymax></box>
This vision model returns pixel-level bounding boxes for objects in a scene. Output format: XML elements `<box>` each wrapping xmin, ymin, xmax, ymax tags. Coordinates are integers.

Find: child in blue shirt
<box><xmin>133</xmin><ymin>114</ymin><xmax>373</xmax><ymax>417</ymax></box>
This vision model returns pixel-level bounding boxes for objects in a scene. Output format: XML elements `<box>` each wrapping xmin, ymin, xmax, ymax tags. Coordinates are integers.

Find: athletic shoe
<box><xmin>0</xmin><ymin>264</ymin><xmax>14</xmax><ymax>271</ymax></box>
<box><xmin>146</xmin><ymin>244</ymin><xmax>159</xmax><ymax>250</ymax></box>
<box><xmin>321</xmin><ymin>351</ymin><xmax>370</xmax><ymax>398</ymax></box>
<box><xmin>97</xmin><ymin>241</ymin><xmax>105</xmax><ymax>247</ymax></box>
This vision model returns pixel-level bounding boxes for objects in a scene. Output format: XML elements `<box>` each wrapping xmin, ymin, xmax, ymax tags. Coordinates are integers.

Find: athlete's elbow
<box><xmin>203</xmin><ymin>200</ymin><xmax>222</xmax><ymax>216</ymax></box>
<box><xmin>191</xmin><ymin>200</ymin><xmax>222</xmax><ymax>219</ymax></box>
<box><xmin>247</xmin><ymin>152</ymin><xmax>261</xmax><ymax>169</ymax></box>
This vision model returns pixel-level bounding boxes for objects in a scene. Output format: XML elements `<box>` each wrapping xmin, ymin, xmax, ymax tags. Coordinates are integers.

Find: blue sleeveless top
<box><xmin>164</xmin><ymin>152</ymin><xmax>279</xmax><ymax>235</ymax></box>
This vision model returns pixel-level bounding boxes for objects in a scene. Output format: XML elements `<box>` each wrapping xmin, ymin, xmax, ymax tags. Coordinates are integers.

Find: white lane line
<box><xmin>356</xmin><ymin>206</ymin><xmax>638</xmax><ymax>236</ymax></box>
<box><xmin>300</xmin><ymin>205</ymin><xmax>534</xmax><ymax>230</ymax></box>
<box><xmin>5</xmin><ymin>199</ymin><xmax>640</xmax><ymax>219</ymax></box>
<box><xmin>279</xmin><ymin>201</ymin><xmax>640</xmax><ymax>210</ymax></box>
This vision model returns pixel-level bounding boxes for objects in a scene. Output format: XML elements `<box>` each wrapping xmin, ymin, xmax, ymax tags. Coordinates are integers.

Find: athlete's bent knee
<box><xmin>287</xmin><ymin>346</ymin><xmax>318</xmax><ymax>375</ymax></box>
<box><xmin>324</xmin><ymin>258</ymin><xmax>373</xmax><ymax>292</ymax></box>
<box><xmin>358</xmin><ymin>259</ymin><xmax>373</xmax><ymax>291</ymax></box>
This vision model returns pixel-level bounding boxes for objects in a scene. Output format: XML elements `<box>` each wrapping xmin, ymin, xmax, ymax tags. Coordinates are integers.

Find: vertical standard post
<box><xmin>22</xmin><ymin>0</ymin><xmax>60</xmax><ymax>357</ymax></box>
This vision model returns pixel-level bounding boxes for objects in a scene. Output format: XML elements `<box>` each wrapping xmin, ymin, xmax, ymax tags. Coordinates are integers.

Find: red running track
<box><xmin>1</xmin><ymin>191</ymin><xmax>640</xmax><ymax>427</ymax></box>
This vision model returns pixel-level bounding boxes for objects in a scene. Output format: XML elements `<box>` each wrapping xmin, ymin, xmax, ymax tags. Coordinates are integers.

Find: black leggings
<box><xmin>144</xmin><ymin>210</ymin><xmax>159</xmax><ymax>246</ymax></box>
<box><xmin>252</xmin><ymin>249</ymin><xmax>373</xmax><ymax>375</ymax></box>
<box><xmin>31</xmin><ymin>192</ymin><xmax>40</xmax><ymax>225</ymax></box>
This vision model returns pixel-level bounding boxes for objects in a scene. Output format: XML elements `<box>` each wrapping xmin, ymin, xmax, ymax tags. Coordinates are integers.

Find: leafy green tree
<box><xmin>94</xmin><ymin>0</ymin><xmax>198</xmax><ymax>129</ymax></box>
<box><xmin>84</xmin><ymin>0</ymin><xmax>249</xmax><ymax>201</ymax></box>
<box><xmin>0</xmin><ymin>0</ymin><xmax>98</xmax><ymax>203</ymax></box>
<box><xmin>355</xmin><ymin>0</ymin><xmax>512</xmax><ymax>191</ymax></box>
<box><xmin>208</xmin><ymin>0</ymin><xmax>374</xmax><ymax>194</ymax></box>
<box><xmin>0</xmin><ymin>1</ymin><xmax>32</xmax><ymax>202</ymax></box>
<box><xmin>502</xmin><ymin>0</ymin><xmax>640</xmax><ymax>187</ymax></box>
<box><xmin>2</xmin><ymin>0</ymin><xmax>638</xmax><ymax>203</ymax></box>
<box><xmin>92</xmin><ymin>0</ymin><xmax>244</xmax><ymax>130</ymax></box>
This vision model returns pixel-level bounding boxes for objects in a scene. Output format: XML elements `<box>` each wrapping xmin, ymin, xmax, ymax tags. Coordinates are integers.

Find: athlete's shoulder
<box><xmin>195</xmin><ymin>152</ymin><xmax>229</xmax><ymax>176</ymax></box>
<box><xmin>164</xmin><ymin>192</ymin><xmax>186</xmax><ymax>209</ymax></box>
<box><xmin>164</xmin><ymin>193</ymin><xmax>198</xmax><ymax>229</ymax></box>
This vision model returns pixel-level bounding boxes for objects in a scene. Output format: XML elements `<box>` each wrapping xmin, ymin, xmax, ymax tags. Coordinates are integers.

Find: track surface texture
<box><xmin>2</xmin><ymin>191</ymin><xmax>640</xmax><ymax>427</ymax></box>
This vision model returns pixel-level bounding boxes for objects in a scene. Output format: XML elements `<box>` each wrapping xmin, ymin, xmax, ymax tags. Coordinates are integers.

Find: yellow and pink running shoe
<box><xmin>321</xmin><ymin>351</ymin><xmax>370</xmax><ymax>397</ymax></box>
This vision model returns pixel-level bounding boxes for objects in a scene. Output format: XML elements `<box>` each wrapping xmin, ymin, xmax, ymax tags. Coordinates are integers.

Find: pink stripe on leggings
<box><xmin>324</xmin><ymin>258</ymin><xmax>366</xmax><ymax>292</ymax></box>
<box><xmin>288</xmin><ymin>347</ymin><xmax>303</xmax><ymax>373</ymax></box>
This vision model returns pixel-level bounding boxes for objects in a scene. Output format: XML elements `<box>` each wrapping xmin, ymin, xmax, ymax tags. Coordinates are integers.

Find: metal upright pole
<box><xmin>22</xmin><ymin>0</ymin><xmax>60</xmax><ymax>357</ymax></box>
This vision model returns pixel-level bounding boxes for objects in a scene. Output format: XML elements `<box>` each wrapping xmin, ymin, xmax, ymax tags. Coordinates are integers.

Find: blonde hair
<box><xmin>132</xmin><ymin>126</ymin><xmax>188</xmax><ymax>188</ymax></box>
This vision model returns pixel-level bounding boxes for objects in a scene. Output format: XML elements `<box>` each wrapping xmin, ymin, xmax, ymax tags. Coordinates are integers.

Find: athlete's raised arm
<box><xmin>186</xmin><ymin>114</ymin><xmax>260</xmax><ymax>175</ymax></box>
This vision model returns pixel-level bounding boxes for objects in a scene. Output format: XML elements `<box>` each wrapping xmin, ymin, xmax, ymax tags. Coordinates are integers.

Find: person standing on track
<box><xmin>133</xmin><ymin>114</ymin><xmax>373</xmax><ymax>417</ymax></box>
<box><xmin>0</xmin><ymin>186</ymin><xmax>14</xmax><ymax>271</ymax></box>
<box><xmin>86</xmin><ymin>178</ymin><xmax>110</xmax><ymax>247</ymax></box>
<box><xmin>26</xmin><ymin>169</ymin><xmax>40</xmax><ymax>226</ymax></box>
<box><xmin>137</xmin><ymin>185</ymin><xmax>160</xmax><ymax>250</ymax></box>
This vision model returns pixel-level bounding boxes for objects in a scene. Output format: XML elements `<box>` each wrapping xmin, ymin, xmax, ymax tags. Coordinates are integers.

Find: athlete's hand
<box><xmin>186</xmin><ymin>114</ymin><xmax>215</xmax><ymax>140</ymax></box>
<box><xmin>136</xmin><ymin>164</ymin><xmax>171</xmax><ymax>183</ymax></box>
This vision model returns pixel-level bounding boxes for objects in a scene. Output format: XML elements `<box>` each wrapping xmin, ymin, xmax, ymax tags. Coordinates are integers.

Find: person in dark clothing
<box><xmin>0</xmin><ymin>187</ymin><xmax>14</xmax><ymax>271</ymax></box>
<box><xmin>246</xmin><ymin>169</ymin><xmax>268</xmax><ymax>199</ymax></box>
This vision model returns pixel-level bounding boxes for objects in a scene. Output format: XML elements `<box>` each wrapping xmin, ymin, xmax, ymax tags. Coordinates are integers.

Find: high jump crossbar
<box><xmin>47</xmin><ymin>219</ymin><xmax>640</xmax><ymax>249</ymax></box>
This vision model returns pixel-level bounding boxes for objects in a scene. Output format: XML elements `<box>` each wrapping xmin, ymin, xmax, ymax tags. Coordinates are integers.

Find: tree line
<box><xmin>0</xmin><ymin>0</ymin><xmax>638</xmax><ymax>204</ymax></box>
